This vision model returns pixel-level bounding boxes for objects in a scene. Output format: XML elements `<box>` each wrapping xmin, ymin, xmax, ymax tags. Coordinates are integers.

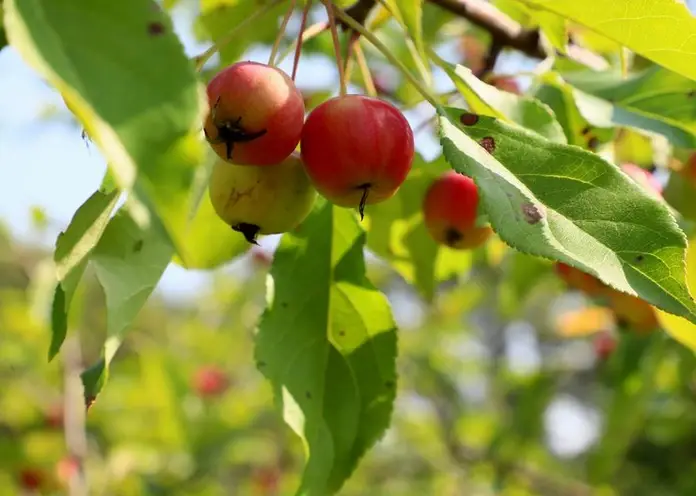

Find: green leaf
<box><xmin>82</xmin><ymin>210</ymin><xmax>173</xmax><ymax>405</ymax></box>
<box><xmin>561</xmin><ymin>67</ymin><xmax>696</xmax><ymax>148</ymax></box>
<box><xmin>198</xmin><ymin>0</ymin><xmax>286</xmax><ymax>67</ymax></box>
<box><xmin>493</xmin><ymin>0</ymin><xmax>566</xmax><ymax>54</ymax></box>
<box><xmin>437</xmin><ymin>107</ymin><xmax>696</xmax><ymax>325</ymax></box>
<box><xmin>50</xmin><ymin>189</ymin><xmax>120</xmax><ymax>360</ymax></box>
<box><xmin>386</xmin><ymin>0</ymin><xmax>428</xmax><ymax>77</ymax></box>
<box><xmin>517</xmin><ymin>0</ymin><xmax>696</xmax><ymax>83</ymax></box>
<box><xmin>437</xmin><ymin>63</ymin><xmax>567</xmax><ymax>144</ymax></box>
<box><xmin>255</xmin><ymin>199</ymin><xmax>398</xmax><ymax>495</ymax></box>
<box><xmin>365</xmin><ymin>155</ymin><xmax>473</xmax><ymax>301</ymax></box>
<box><xmin>5</xmin><ymin>0</ymin><xmax>205</xmax><ymax>257</ymax></box>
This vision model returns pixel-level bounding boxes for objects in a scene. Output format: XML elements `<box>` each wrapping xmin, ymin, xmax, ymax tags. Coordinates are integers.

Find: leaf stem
<box><xmin>194</xmin><ymin>0</ymin><xmax>287</xmax><ymax>72</ymax></box>
<box><xmin>268</xmin><ymin>0</ymin><xmax>297</xmax><ymax>66</ymax></box>
<box><xmin>332</xmin><ymin>5</ymin><xmax>442</xmax><ymax>111</ymax></box>
<box><xmin>323</xmin><ymin>0</ymin><xmax>347</xmax><ymax>97</ymax></box>
<box><xmin>292</xmin><ymin>0</ymin><xmax>314</xmax><ymax>80</ymax></box>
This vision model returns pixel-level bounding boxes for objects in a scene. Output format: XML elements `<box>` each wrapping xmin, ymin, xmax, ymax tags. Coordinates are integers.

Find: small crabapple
<box><xmin>422</xmin><ymin>171</ymin><xmax>492</xmax><ymax>249</ymax></box>
<box><xmin>490</xmin><ymin>76</ymin><xmax>521</xmax><ymax>94</ymax></box>
<box><xmin>204</xmin><ymin>61</ymin><xmax>305</xmax><ymax>166</ymax></box>
<box><xmin>621</xmin><ymin>163</ymin><xmax>663</xmax><ymax>197</ymax></box>
<box><xmin>208</xmin><ymin>153</ymin><xmax>316</xmax><ymax>244</ymax></box>
<box><xmin>593</xmin><ymin>331</ymin><xmax>617</xmax><ymax>360</ymax></box>
<box><xmin>554</xmin><ymin>262</ymin><xmax>607</xmax><ymax>296</ymax></box>
<box><xmin>18</xmin><ymin>468</ymin><xmax>44</xmax><ymax>490</ymax></box>
<box><xmin>607</xmin><ymin>290</ymin><xmax>659</xmax><ymax>334</ymax></box>
<box><xmin>193</xmin><ymin>366</ymin><xmax>229</xmax><ymax>398</ymax></box>
<box><xmin>300</xmin><ymin>95</ymin><xmax>414</xmax><ymax>218</ymax></box>
<box><xmin>56</xmin><ymin>456</ymin><xmax>80</xmax><ymax>486</ymax></box>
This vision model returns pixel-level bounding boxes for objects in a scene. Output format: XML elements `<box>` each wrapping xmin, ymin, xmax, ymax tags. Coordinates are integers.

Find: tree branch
<box><xmin>341</xmin><ymin>0</ymin><xmax>607</xmax><ymax>71</ymax></box>
<box><xmin>428</xmin><ymin>0</ymin><xmax>544</xmax><ymax>59</ymax></box>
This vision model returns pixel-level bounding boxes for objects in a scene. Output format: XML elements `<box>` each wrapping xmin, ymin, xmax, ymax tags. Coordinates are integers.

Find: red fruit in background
<box><xmin>490</xmin><ymin>76</ymin><xmax>521</xmax><ymax>94</ymax></box>
<box><xmin>422</xmin><ymin>171</ymin><xmax>492</xmax><ymax>249</ymax></box>
<box><xmin>593</xmin><ymin>331</ymin><xmax>617</xmax><ymax>360</ymax></box>
<box><xmin>56</xmin><ymin>456</ymin><xmax>80</xmax><ymax>486</ymax></box>
<box><xmin>194</xmin><ymin>366</ymin><xmax>229</xmax><ymax>397</ymax></box>
<box><xmin>44</xmin><ymin>403</ymin><xmax>64</xmax><ymax>429</ymax></box>
<box><xmin>554</xmin><ymin>262</ymin><xmax>607</xmax><ymax>296</ymax></box>
<box><xmin>621</xmin><ymin>163</ymin><xmax>663</xmax><ymax>196</ymax></box>
<box><xmin>300</xmin><ymin>95</ymin><xmax>414</xmax><ymax>218</ymax></box>
<box><xmin>252</xmin><ymin>466</ymin><xmax>281</xmax><ymax>494</ymax></box>
<box><xmin>204</xmin><ymin>61</ymin><xmax>305</xmax><ymax>166</ymax></box>
<box><xmin>251</xmin><ymin>247</ymin><xmax>273</xmax><ymax>268</ymax></box>
<box><xmin>18</xmin><ymin>468</ymin><xmax>43</xmax><ymax>490</ymax></box>
<box><xmin>607</xmin><ymin>290</ymin><xmax>659</xmax><ymax>334</ymax></box>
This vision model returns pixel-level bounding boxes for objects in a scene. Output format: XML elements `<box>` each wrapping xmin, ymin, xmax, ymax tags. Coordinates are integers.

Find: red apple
<box><xmin>300</xmin><ymin>95</ymin><xmax>414</xmax><ymax>218</ymax></box>
<box><xmin>194</xmin><ymin>366</ymin><xmax>229</xmax><ymax>397</ymax></box>
<box><xmin>252</xmin><ymin>466</ymin><xmax>280</xmax><ymax>494</ymax></box>
<box><xmin>204</xmin><ymin>61</ymin><xmax>305</xmax><ymax>166</ymax></box>
<box><xmin>490</xmin><ymin>76</ymin><xmax>521</xmax><ymax>94</ymax></box>
<box><xmin>621</xmin><ymin>163</ymin><xmax>662</xmax><ymax>196</ymax></box>
<box><xmin>422</xmin><ymin>171</ymin><xmax>491</xmax><ymax>249</ymax></box>
<box><xmin>56</xmin><ymin>456</ymin><xmax>80</xmax><ymax>486</ymax></box>
<box><xmin>607</xmin><ymin>289</ymin><xmax>659</xmax><ymax>334</ymax></box>
<box><xmin>44</xmin><ymin>403</ymin><xmax>64</xmax><ymax>429</ymax></box>
<box><xmin>593</xmin><ymin>331</ymin><xmax>617</xmax><ymax>360</ymax></box>
<box><xmin>554</xmin><ymin>262</ymin><xmax>607</xmax><ymax>296</ymax></box>
<box><xmin>18</xmin><ymin>468</ymin><xmax>43</xmax><ymax>490</ymax></box>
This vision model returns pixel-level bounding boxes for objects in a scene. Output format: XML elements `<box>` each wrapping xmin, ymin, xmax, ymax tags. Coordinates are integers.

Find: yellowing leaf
<box><xmin>658</xmin><ymin>238</ymin><xmax>696</xmax><ymax>351</ymax></box>
<box><xmin>518</xmin><ymin>0</ymin><xmax>696</xmax><ymax>82</ymax></box>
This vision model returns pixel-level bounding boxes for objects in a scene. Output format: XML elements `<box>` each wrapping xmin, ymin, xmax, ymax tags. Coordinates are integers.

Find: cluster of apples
<box><xmin>203</xmin><ymin>60</ymin><xmax>492</xmax><ymax>251</ymax></box>
<box><xmin>554</xmin><ymin>163</ymin><xmax>662</xmax><ymax>336</ymax></box>
<box><xmin>203</xmin><ymin>61</ymin><xmax>415</xmax><ymax>244</ymax></box>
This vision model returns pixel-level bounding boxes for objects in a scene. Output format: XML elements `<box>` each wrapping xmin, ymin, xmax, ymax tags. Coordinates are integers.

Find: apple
<box><xmin>300</xmin><ymin>94</ymin><xmax>414</xmax><ymax>218</ymax></box>
<box><xmin>208</xmin><ymin>153</ymin><xmax>316</xmax><ymax>244</ymax></box>
<box><xmin>204</xmin><ymin>61</ymin><xmax>305</xmax><ymax>166</ymax></box>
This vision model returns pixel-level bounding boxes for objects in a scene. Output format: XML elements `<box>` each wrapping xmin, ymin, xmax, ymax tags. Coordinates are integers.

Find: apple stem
<box><xmin>194</xmin><ymin>0</ymin><xmax>287</xmax><ymax>72</ymax></box>
<box><xmin>353</xmin><ymin>39</ymin><xmax>377</xmax><ymax>97</ymax></box>
<box><xmin>323</xmin><ymin>0</ymin><xmax>348</xmax><ymax>97</ymax></box>
<box><xmin>292</xmin><ymin>0</ymin><xmax>313</xmax><ymax>81</ymax></box>
<box><xmin>358</xmin><ymin>185</ymin><xmax>370</xmax><ymax>220</ymax></box>
<box><xmin>268</xmin><ymin>0</ymin><xmax>297</xmax><ymax>67</ymax></box>
<box><xmin>331</xmin><ymin>4</ymin><xmax>443</xmax><ymax>111</ymax></box>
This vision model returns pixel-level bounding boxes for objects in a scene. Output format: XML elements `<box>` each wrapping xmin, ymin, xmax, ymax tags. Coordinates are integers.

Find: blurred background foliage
<box><xmin>4</xmin><ymin>0</ymin><xmax>696</xmax><ymax>495</ymax></box>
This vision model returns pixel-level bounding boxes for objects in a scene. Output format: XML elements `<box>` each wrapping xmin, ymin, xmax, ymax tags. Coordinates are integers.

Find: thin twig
<box><xmin>322</xmin><ymin>0</ymin><xmax>347</xmax><ymax>96</ymax></box>
<box><xmin>194</xmin><ymin>0</ymin><xmax>287</xmax><ymax>71</ymax></box>
<box><xmin>292</xmin><ymin>0</ymin><xmax>313</xmax><ymax>80</ymax></box>
<box><xmin>268</xmin><ymin>0</ymin><xmax>297</xmax><ymax>66</ymax></box>
<box><xmin>63</xmin><ymin>338</ymin><xmax>88</xmax><ymax>496</ymax></box>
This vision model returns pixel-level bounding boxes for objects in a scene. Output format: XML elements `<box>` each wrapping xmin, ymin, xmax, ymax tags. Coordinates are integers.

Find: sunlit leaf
<box><xmin>49</xmin><ymin>189</ymin><xmax>120</xmax><ymax>360</ymax></box>
<box><xmin>81</xmin><ymin>210</ymin><xmax>173</xmax><ymax>405</ymax></box>
<box><xmin>562</xmin><ymin>66</ymin><xmax>696</xmax><ymax>148</ymax></box>
<box><xmin>517</xmin><ymin>0</ymin><xmax>696</xmax><ymax>82</ymax></box>
<box><xmin>437</xmin><ymin>63</ymin><xmax>566</xmax><ymax>144</ymax></box>
<box><xmin>255</xmin><ymin>198</ymin><xmax>398</xmax><ymax>495</ymax></box>
<box><xmin>438</xmin><ymin>107</ymin><xmax>696</xmax><ymax>325</ymax></box>
<box><xmin>5</xmin><ymin>0</ymin><xmax>206</xmax><ymax>260</ymax></box>
<box><xmin>658</xmin><ymin>238</ymin><xmax>696</xmax><ymax>352</ymax></box>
